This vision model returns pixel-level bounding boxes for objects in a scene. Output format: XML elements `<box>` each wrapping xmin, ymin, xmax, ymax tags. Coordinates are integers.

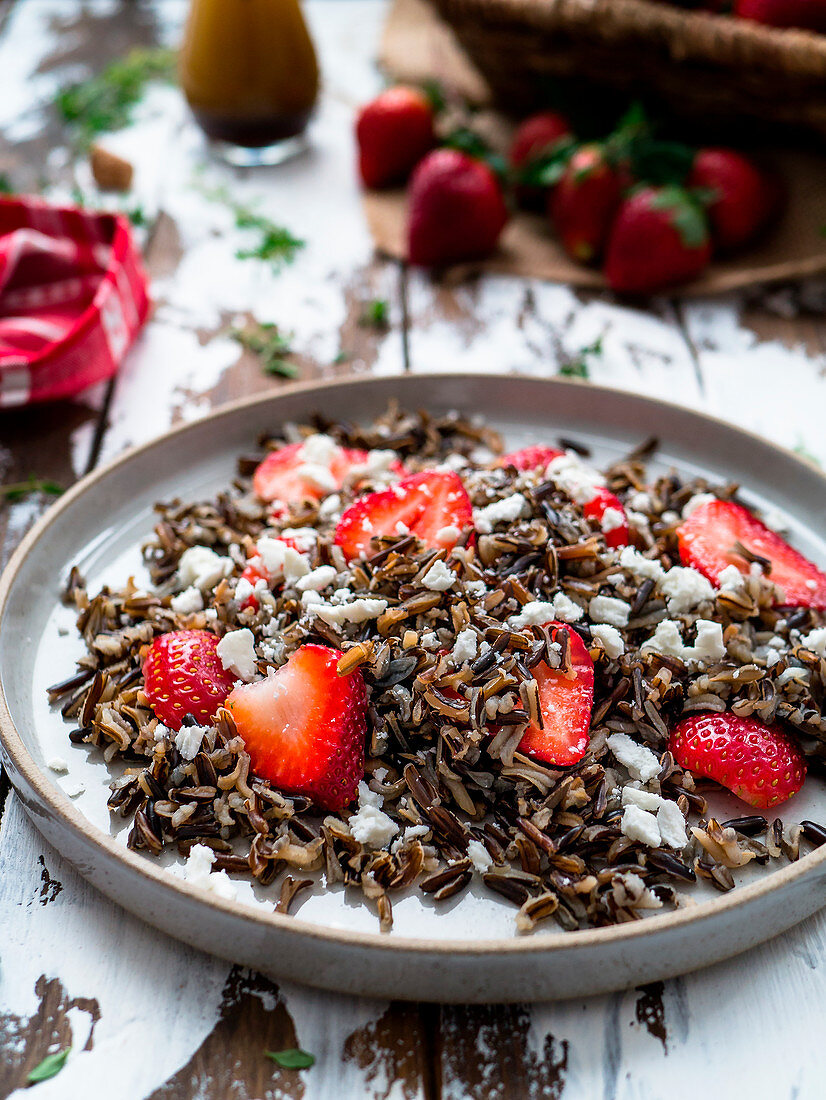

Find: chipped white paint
<box><xmin>2</xmin><ymin>0</ymin><xmax>826</xmax><ymax>1097</ymax></box>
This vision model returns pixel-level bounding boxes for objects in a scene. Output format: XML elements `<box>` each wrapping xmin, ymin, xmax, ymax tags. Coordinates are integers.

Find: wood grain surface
<box><xmin>1</xmin><ymin>2</ymin><xmax>826</xmax><ymax>1098</ymax></box>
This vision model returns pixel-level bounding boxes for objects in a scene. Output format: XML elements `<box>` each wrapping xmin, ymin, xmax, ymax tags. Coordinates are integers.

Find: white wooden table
<box><xmin>2</xmin><ymin>1</ymin><xmax>826</xmax><ymax>1096</ymax></box>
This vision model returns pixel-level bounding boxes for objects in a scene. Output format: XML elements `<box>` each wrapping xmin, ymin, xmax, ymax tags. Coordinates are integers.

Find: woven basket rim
<box><xmin>432</xmin><ymin>0</ymin><xmax>826</xmax><ymax>74</ymax></box>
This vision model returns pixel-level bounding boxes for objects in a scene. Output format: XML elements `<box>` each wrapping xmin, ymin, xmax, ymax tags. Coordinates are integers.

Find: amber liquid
<box><xmin>179</xmin><ymin>0</ymin><xmax>319</xmax><ymax>153</ymax></box>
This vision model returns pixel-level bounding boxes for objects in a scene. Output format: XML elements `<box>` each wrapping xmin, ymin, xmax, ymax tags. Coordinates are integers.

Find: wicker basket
<box><xmin>428</xmin><ymin>0</ymin><xmax>826</xmax><ymax>137</ymax></box>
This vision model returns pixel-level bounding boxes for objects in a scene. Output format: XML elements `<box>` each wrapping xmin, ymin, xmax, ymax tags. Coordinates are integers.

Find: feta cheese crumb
<box><xmin>216</xmin><ymin>628</ymin><xmax>258</xmax><ymax>681</ymax></box>
<box><xmin>659</xmin><ymin>566</ymin><xmax>715</xmax><ymax>614</ymax></box>
<box><xmin>657</xmin><ymin>800</ymin><xmax>688</xmax><ymax>850</ymax></box>
<box><xmin>641</xmin><ymin>619</ymin><xmax>686</xmax><ymax>659</ymax></box>
<box><xmin>641</xmin><ymin>619</ymin><xmax>725</xmax><ymax>664</ymax></box>
<box><xmin>60</xmin><ymin>778</ymin><xmax>86</xmax><ymax>799</ymax></box>
<box><xmin>47</xmin><ymin>757</ymin><xmax>69</xmax><ymax>773</ymax></box>
<box><xmin>420</xmin><ymin>631</ymin><xmax>440</xmax><ymax>650</ymax></box>
<box><xmin>802</xmin><ymin>627</ymin><xmax>826</xmax><ymax>658</ymax></box>
<box><xmin>465</xmin><ymin>580</ymin><xmax>488</xmax><ymax>598</ymax></box>
<box><xmin>452</xmin><ymin>628</ymin><xmax>478</xmax><ymax>664</ymax></box>
<box><xmin>349</xmin><ymin>804</ymin><xmax>399</xmax><ymax>848</ymax></box>
<box><xmin>589</xmin><ymin>624</ymin><xmax>625</xmax><ymax>659</ymax></box>
<box><xmin>588</xmin><ymin>595</ymin><xmax>630</xmax><ymax>627</ymax></box>
<box><xmin>473</xmin><ymin>493</ymin><xmax>530</xmax><ymax>534</ymax></box>
<box><xmin>175</xmin><ymin>723</ymin><xmax>212</xmax><ymax>761</ymax></box>
<box><xmin>622</xmin><ymin>787</ymin><xmax>664</xmax><ymax>811</ymax></box>
<box><xmin>305</xmin><ymin>596</ymin><xmax>388</xmax><ymax>628</ymax></box>
<box><xmin>171</xmin><ymin>585</ymin><xmax>204</xmax><ymax>614</ymax></box>
<box><xmin>357</xmin><ymin>779</ymin><xmax>383</xmax><ymax>808</ymax></box>
<box><xmin>682</xmin><ymin>492</ymin><xmax>716</xmax><ymax>519</ymax></box>
<box><xmin>421</xmin><ymin>559</ymin><xmax>456</xmax><ymax>592</ymax></box>
<box><xmin>600</xmin><ymin>506</ymin><xmax>625</xmax><ymax>533</ymax></box>
<box><xmin>467</xmin><ymin>839</ymin><xmax>493</xmax><ymax>873</ymax></box>
<box><xmin>436</xmin><ymin>524</ymin><xmax>461</xmax><ymax>546</ymax></box>
<box><xmin>177</xmin><ymin>546</ymin><xmax>233</xmax><ymax>591</ymax></box>
<box><xmin>618</xmin><ymin>546</ymin><xmax>665</xmax><ymax>581</ymax></box>
<box><xmin>620</xmin><ymin>804</ymin><xmax>662</xmax><ymax>847</ymax></box>
<box><xmin>509</xmin><ymin>593</ymin><xmax>583</xmax><ymax>628</ymax></box>
<box><xmin>179</xmin><ymin>843</ymin><xmax>237</xmax><ymax>901</ymax></box>
<box><xmin>318</xmin><ymin>493</ymin><xmax>342</xmax><ymax>521</ymax></box>
<box><xmin>255</xmin><ymin>537</ymin><xmax>310</xmax><ymax>583</ymax></box>
<box><xmin>295</xmin><ymin>565</ymin><xmax>337</xmax><ymax>592</ymax></box>
<box><xmin>546</xmin><ymin>452</ymin><xmax>605</xmax><ymax>504</ymax></box>
<box><xmin>717</xmin><ymin>564</ymin><xmax>747</xmax><ymax>594</ymax></box>
<box><xmin>606</xmin><ymin>732</ymin><xmax>661</xmax><ymax>783</ymax></box>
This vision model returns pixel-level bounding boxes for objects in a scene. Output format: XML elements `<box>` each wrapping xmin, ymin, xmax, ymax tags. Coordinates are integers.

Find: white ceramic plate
<box><xmin>3</xmin><ymin>373</ymin><xmax>826</xmax><ymax>1003</ymax></box>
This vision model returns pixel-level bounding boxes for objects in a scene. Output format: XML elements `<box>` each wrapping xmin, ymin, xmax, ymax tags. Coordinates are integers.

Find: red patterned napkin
<box><xmin>0</xmin><ymin>196</ymin><xmax>150</xmax><ymax>407</ymax></box>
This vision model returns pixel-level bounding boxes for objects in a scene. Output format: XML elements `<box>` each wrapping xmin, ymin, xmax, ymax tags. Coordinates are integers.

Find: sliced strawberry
<box><xmin>143</xmin><ymin>629</ymin><xmax>236</xmax><ymax>732</ymax></box>
<box><xmin>582</xmin><ymin>487</ymin><xmax>629</xmax><ymax>549</ymax></box>
<box><xmin>678</xmin><ymin>499</ymin><xmax>826</xmax><ymax>608</ymax></box>
<box><xmin>669</xmin><ymin>712</ymin><xmax>806</xmax><ymax>809</ymax></box>
<box><xmin>518</xmin><ymin>623</ymin><xmax>595</xmax><ymax>766</ymax></box>
<box><xmin>226</xmin><ymin>644</ymin><xmax>367</xmax><ymax>811</ymax></box>
<box><xmin>498</xmin><ymin>444</ymin><xmax>564</xmax><ymax>471</ymax></box>
<box><xmin>253</xmin><ymin>441</ymin><xmax>403</xmax><ymax>508</ymax></box>
<box><xmin>334</xmin><ymin>470</ymin><xmax>472</xmax><ymax>561</ymax></box>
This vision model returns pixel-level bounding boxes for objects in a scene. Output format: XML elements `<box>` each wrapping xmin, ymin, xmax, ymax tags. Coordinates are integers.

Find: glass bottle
<box><xmin>179</xmin><ymin>0</ymin><xmax>319</xmax><ymax>166</ymax></box>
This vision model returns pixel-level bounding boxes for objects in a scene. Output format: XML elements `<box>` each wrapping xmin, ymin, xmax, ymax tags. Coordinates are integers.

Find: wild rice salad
<box><xmin>49</xmin><ymin>407</ymin><xmax>826</xmax><ymax>933</ymax></box>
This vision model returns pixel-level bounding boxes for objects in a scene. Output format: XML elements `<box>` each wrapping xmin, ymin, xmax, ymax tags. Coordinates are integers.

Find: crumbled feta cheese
<box><xmin>420</xmin><ymin>631</ymin><xmax>440</xmax><ymax>650</ymax></box>
<box><xmin>589</xmin><ymin>624</ymin><xmax>625</xmax><ymax>659</ymax></box>
<box><xmin>255</xmin><ymin>537</ymin><xmax>310</xmax><ymax>583</ymax></box>
<box><xmin>600</xmin><ymin>506</ymin><xmax>625</xmax><ymax>533</ymax></box>
<box><xmin>347</xmin><ymin>449</ymin><xmax>401</xmax><ymax>486</ymax></box>
<box><xmin>691</xmin><ymin>620</ymin><xmax>726</xmax><ymax>663</ymax></box>
<box><xmin>436</xmin><ymin>524</ymin><xmax>462</xmax><ymax>546</ymax></box>
<box><xmin>280</xmin><ymin>526</ymin><xmax>318</xmax><ymax>552</ymax></box>
<box><xmin>546</xmin><ymin>452</ymin><xmax>605</xmax><ymax>504</ymax></box>
<box><xmin>612</xmin><ymin>871</ymin><xmax>663</xmax><ymax>909</ymax></box>
<box><xmin>618</xmin><ymin>546</ymin><xmax>665</xmax><ymax>581</ymax></box>
<box><xmin>620</xmin><ymin>804</ymin><xmax>661</xmax><ymax>847</ymax></box>
<box><xmin>171</xmin><ymin>585</ymin><xmax>204</xmax><ymax>614</ymax></box>
<box><xmin>216</xmin><ymin>628</ymin><xmax>258</xmax><ymax>681</ymax></box>
<box><xmin>177</xmin><ymin>546</ymin><xmax>233</xmax><ymax>591</ymax></box>
<box><xmin>657</xmin><ymin>800</ymin><xmax>688</xmax><ymax>850</ymax></box>
<box><xmin>474</xmin><ymin>493</ymin><xmax>530</xmax><ymax>534</ymax></box>
<box><xmin>761</xmin><ymin>507</ymin><xmax>789</xmax><ymax>534</ymax></box>
<box><xmin>298</xmin><ymin>433</ymin><xmax>338</xmax><ymax>466</ymax></box>
<box><xmin>395</xmin><ymin>521</ymin><xmax>410</xmax><ymax>535</ymax></box>
<box><xmin>295</xmin><ymin>565</ymin><xmax>337</xmax><ymax>592</ymax></box>
<box><xmin>659</xmin><ymin>567</ymin><xmax>715</xmax><ymax>614</ymax></box>
<box><xmin>318</xmin><ymin>493</ymin><xmax>342</xmax><ymax>521</ymax></box>
<box><xmin>47</xmin><ymin>757</ymin><xmax>68</xmax><ymax>773</ymax></box>
<box><xmin>627</xmin><ymin>490</ymin><xmax>653</xmax><ymax>512</ymax></box>
<box><xmin>717</xmin><ymin>564</ymin><xmax>747</xmax><ymax>594</ymax></box>
<box><xmin>606</xmin><ymin>732</ymin><xmax>661</xmax><ymax>783</ymax></box>
<box><xmin>467</xmin><ymin>839</ymin><xmax>493</xmax><ymax>873</ymax></box>
<box><xmin>235</xmin><ymin>576</ymin><xmax>267</xmax><ymax>605</ymax></box>
<box><xmin>622</xmin><ymin>787</ymin><xmax>664</xmax><ymax>811</ymax></box>
<box><xmin>179</xmin><ymin>843</ymin><xmax>237</xmax><ymax>901</ymax></box>
<box><xmin>305</xmin><ymin>597</ymin><xmax>388</xmax><ymax>628</ymax></box>
<box><xmin>357</xmin><ymin>779</ymin><xmax>383</xmax><ymax>808</ymax></box>
<box><xmin>641</xmin><ymin>619</ymin><xmax>687</xmax><ymax>659</ymax></box>
<box><xmin>509</xmin><ymin>593</ymin><xmax>583</xmax><ymax>628</ymax></box>
<box><xmin>349</xmin><ymin>804</ymin><xmax>399</xmax><ymax>848</ymax></box>
<box><xmin>625</xmin><ymin>509</ymin><xmax>650</xmax><ymax>532</ymax></box>
<box><xmin>682</xmin><ymin>492</ymin><xmax>716</xmax><ymax>519</ymax></box>
<box><xmin>175</xmin><ymin>723</ymin><xmax>211</xmax><ymax>761</ymax></box>
<box><xmin>588</xmin><ymin>595</ymin><xmax>630</xmax><ymax>627</ymax></box>
<box><xmin>802</xmin><ymin>627</ymin><xmax>826</xmax><ymax>658</ymax></box>
<box><xmin>452</xmin><ymin>628</ymin><xmax>478</xmax><ymax>664</ymax></box>
<box><xmin>421</xmin><ymin>559</ymin><xmax>456</xmax><ymax>591</ymax></box>
<box><xmin>60</xmin><ymin>778</ymin><xmax>85</xmax><ymax>799</ymax></box>
<box><xmin>464</xmin><ymin>580</ymin><xmax>488</xmax><ymax>598</ymax></box>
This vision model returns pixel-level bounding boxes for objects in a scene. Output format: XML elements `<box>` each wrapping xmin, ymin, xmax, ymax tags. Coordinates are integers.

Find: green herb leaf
<box><xmin>516</xmin><ymin>136</ymin><xmax>576</xmax><ymax>188</ymax></box>
<box><xmin>27</xmin><ymin>1048</ymin><xmax>70</xmax><ymax>1084</ymax></box>
<box><xmin>56</xmin><ymin>48</ymin><xmax>176</xmax><ymax>145</ymax></box>
<box><xmin>0</xmin><ymin>476</ymin><xmax>64</xmax><ymax>503</ymax></box>
<box><xmin>265</xmin><ymin>1048</ymin><xmax>315</xmax><ymax>1069</ymax></box>
<box><xmin>420</xmin><ymin>79</ymin><xmax>446</xmax><ymax>115</ymax></box>
<box><xmin>231</xmin><ymin>322</ymin><xmax>297</xmax><ymax>378</ymax></box>
<box><xmin>442</xmin><ymin>128</ymin><xmax>507</xmax><ymax>180</ymax></box>
<box><xmin>0</xmin><ymin>173</ymin><xmax>14</xmax><ymax>195</ymax></box>
<box><xmin>332</xmin><ymin>350</ymin><xmax>351</xmax><ymax>365</ymax></box>
<box><xmin>359</xmin><ymin>299</ymin><xmax>389</xmax><ymax>329</ymax></box>
<box><xmin>233</xmin><ymin>206</ymin><xmax>305</xmax><ymax>270</ymax></box>
<box><xmin>558</xmin><ymin>335</ymin><xmax>603</xmax><ymax>380</ymax></box>
<box><xmin>650</xmin><ymin>186</ymin><xmax>709</xmax><ymax>248</ymax></box>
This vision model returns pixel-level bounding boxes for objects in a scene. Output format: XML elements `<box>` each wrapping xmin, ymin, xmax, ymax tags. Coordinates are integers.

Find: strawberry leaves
<box><xmin>649</xmin><ymin>186</ymin><xmax>710</xmax><ymax>248</ymax></box>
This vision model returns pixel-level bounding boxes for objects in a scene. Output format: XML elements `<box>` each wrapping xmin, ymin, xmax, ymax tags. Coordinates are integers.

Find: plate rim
<box><xmin>3</xmin><ymin>369</ymin><xmax>826</xmax><ymax>958</ymax></box>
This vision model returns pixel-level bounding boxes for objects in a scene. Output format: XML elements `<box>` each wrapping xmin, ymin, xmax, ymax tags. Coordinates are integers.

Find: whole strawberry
<box><xmin>734</xmin><ymin>0</ymin><xmax>826</xmax><ymax>31</ymax></box>
<box><xmin>604</xmin><ymin>185</ymin><xmax>712</xmax><ymax>294</ymax></box>
<box><xmin>549</xmin><ymin>143</ymin><xmax>624</xmax><ymax>264</ymax></box>
<box><xmin>356</xmin><ymin>86</ymin><xmax>435</xmax><ymax>189</ymax></box>
<box><xmin>690</xmin><ymin>147</ymin><xmax>777</xmax><ymax>252</ymax></box>
<box><xmin>669</xmin><ymin>713</ymin><xmax>806</xmax><ymax>809</ymax></box>
<box><xmin>407</xmin><ymin>148</ymin><xmax>508</xmax><ymax>266</ymax></box>
<box><xmin>509</xmin><ymin>110</ymin><xmax>572</xmax><ymax>176</ymax></box>
<box><xmin>143</xmin><ymin>629</ymin><xmax>237</xmax><ymax>731</ymax></box>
